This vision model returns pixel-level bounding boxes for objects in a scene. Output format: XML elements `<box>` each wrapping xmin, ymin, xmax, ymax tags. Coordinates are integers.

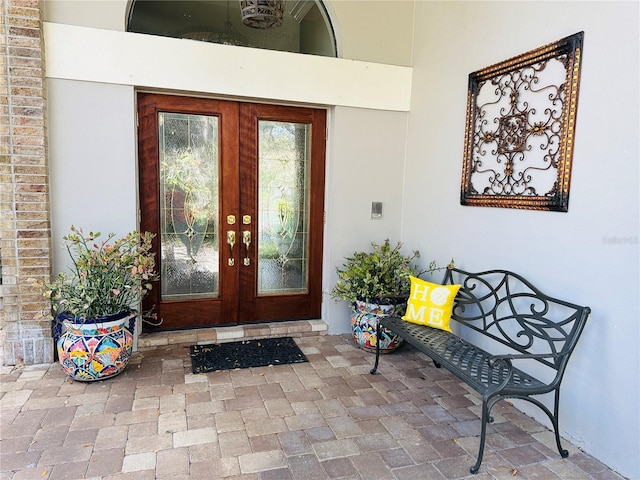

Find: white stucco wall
<box><xmin>403</xmin><ymin>2</ymin><xmax>639</xmax><ymax>478</ymax></box>
<box><xmin>47</xmin><ymin>80</ymin><xmax>138</xmax><ymax>273</ymax></box>
<box><xmin>324</xmin><ymin>106</ymin><xmax>409</xmax><ymax>334</ymax></box>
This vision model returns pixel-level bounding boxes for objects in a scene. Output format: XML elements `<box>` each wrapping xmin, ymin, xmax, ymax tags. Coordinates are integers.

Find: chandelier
<box><xmin>239</xmin><ymin>0</ymin><xmax>284</xmax><ymax>29</ymax></box>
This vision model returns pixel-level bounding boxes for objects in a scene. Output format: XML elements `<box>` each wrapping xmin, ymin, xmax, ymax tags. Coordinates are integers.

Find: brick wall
<box><xmin>0</xmin><ymin>0</ymin><xmax>53</xmax><ymax>365</ymax></box>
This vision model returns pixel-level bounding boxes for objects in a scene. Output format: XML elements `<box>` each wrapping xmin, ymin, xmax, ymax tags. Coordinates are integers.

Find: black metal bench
<box><xmin>370</xmin><ymin>267</ymin><xmax>591</xmax><ymax>474</ymax></box>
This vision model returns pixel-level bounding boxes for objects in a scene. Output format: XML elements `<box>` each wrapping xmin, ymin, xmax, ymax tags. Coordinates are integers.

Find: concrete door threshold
<box><xmin>137</xmin><ymin>319</ymin><xmax>328</xmax><ymax>350</ymax></box>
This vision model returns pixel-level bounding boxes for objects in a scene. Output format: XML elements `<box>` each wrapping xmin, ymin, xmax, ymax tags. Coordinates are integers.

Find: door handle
<box><xmin>227</xmin><ymin>230</ymin><xmax>236</xmax><ymax>266</ymax></box>
<box><xmin>242</xmin><ymin>230</ymin><xmax>251</xmax><ymax>266</ymax></box>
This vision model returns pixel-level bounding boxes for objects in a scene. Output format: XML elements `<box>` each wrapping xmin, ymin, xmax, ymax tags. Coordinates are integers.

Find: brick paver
<box><xmin>0</xmin><ymin>334</ymin><xmax>625</xmax><ymax>479</ymax></box>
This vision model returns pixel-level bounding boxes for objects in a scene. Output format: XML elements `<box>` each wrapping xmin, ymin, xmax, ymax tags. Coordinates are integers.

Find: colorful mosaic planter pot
<box><xmin>350</xmin><ymin>300</ymin><xmax>403</xmax><ymax>353</ymax></box>
<box><xmin>55</xmin><ymin>311</ymin><xmax>135</xmax><ymax>382</ymax></box>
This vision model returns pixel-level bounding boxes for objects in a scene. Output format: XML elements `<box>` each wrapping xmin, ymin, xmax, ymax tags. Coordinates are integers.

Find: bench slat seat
<box><xmin>380</xmin><ymin>316</ymin><xmax>546</xmax><ymax>393</ymax></box>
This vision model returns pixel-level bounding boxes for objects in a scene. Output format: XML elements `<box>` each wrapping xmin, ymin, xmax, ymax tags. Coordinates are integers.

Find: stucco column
<box><xmin>0</xmin><ymin>0</ymin><xmax>53</xmax><ymax>365</ymax></box>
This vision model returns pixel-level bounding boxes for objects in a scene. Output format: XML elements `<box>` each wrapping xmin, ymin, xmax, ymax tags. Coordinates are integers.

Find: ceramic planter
<box><xmin>55</xmin><ymin>311</ymin><xmax>135</xmax><ymax>381</ymax></box>
<box><xmin>350</xmin><ymin>300</ymin><xmax>403</xmax><ymax>353</ymax></box>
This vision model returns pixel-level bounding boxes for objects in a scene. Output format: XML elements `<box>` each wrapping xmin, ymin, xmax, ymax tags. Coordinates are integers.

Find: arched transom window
<box><xmin>127</xmin><ymin>0</ymin><xmax>336</xmax><ymax>57</ymax></box>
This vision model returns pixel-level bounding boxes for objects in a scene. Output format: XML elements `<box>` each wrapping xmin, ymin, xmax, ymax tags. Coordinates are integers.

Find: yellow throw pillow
<box><xmin>401</xmin><ymin>276</ymin><xmax>461</xmax><ymax>332</ymax></box>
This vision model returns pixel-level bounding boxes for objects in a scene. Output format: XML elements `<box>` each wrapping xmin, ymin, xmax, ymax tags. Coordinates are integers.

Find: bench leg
<box><xmin>525</xmin><ymin>390</ymin><xmax>569</xmax><ymax>459</ymax></box>
<box><xmin>471</xmin><ymin>390</ymin><xmax>568</xmax><ymax>476</ymax></box>
<box><xmin>552</xmin><ymin>388</ymin><xmax>569</xmax><ymax>458</ymax></box>
<box><xmin>471</xmin><ymin>397</ymin><xmax>492</xmax><ymax>474</ymax></box>
<box><xmin>369</xmin><ymin>320</ymin><xmax>382</xmax><ymax>374</ymax></box>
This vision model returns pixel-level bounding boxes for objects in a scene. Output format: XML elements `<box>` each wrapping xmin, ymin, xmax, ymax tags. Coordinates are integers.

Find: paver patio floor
<box><xmin>0</xmin><ymin>333</ymin><xmax>625</xmax><ymax>480</ymax></box>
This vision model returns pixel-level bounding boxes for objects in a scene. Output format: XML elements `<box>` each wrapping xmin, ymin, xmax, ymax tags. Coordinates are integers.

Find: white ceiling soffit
<box><xmin>43</xmin><ymin>22</ymin><xmax>412</xmax><ymax>112</ymax></box>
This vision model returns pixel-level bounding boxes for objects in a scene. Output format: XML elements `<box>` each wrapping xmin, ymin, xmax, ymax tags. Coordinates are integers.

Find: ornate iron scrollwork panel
<box><xmin>461</xmin><ymin>32</ymin><xmax>584</xmax><ymax>212</ymax></box>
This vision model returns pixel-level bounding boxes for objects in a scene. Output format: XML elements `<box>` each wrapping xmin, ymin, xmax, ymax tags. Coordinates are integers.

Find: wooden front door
<box><xmin>137</xmin><ymin>93</ymin><xmax>326</xmax><ymax>330</ymax></box>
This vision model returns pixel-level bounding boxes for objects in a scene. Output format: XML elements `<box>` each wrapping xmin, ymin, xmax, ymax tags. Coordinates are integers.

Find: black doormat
<box><xmin>189</xmin><ymin>336</ymin><xmax>308</xmax><ymax>374</ymax></box>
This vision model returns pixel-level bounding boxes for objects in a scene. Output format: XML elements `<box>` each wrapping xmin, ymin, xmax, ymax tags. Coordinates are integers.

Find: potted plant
<box><xmin>331</xmin><ymin>239</ymin><xmax>436</xmax><ymax>353</ymax></box>
<box><xmin>41</xmin><ymin>226</ymin><xmax>158</xmax><ymax>381</ymax></box>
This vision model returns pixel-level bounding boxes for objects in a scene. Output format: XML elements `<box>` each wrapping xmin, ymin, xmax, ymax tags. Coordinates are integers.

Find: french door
<box><xmin>137</xmin><ymin>93</ymin><xmax>326</xmax><ymax>330</ymax></box>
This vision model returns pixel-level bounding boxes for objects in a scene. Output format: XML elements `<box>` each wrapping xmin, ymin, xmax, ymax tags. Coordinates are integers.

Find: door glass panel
<box><xmin>159</xmin><ymin>112</ymin><xmax>219</xmax><ymax>299</ymax></box>
<box><xmin>258</xmin><ymin>120</ymin><xmax>310</xmax><ymax>295</ymax></box>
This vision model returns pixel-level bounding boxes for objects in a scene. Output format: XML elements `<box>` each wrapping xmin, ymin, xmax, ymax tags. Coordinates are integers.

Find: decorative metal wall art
<box><xmin>460</xmin><ymin>32</ymin><xmax>584</xmax><ymax>212</ymax></box>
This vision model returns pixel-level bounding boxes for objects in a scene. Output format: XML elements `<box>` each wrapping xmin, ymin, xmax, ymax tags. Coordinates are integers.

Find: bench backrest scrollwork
<box><xmin>443</xmin><ymin>267</ymin><xmax>591</xmax><ymax>375</ymax></box>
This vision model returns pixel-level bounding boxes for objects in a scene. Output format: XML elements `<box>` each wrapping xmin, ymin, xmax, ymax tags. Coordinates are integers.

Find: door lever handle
<box><xmin>242</xmin><ymin>230</ymin><xmax>251</xmax><ymax>266</ymax></box>
<box><xmin>227</xmin><ymin>231</ymin><xmax>236</xmax><ymax>266</ymax></box>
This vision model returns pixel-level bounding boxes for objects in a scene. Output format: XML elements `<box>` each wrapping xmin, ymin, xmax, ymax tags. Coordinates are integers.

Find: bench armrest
<box><xmin>486</xmin><ymin>352</ymin><xmax>561</xmax><ymax>392</ymax></box>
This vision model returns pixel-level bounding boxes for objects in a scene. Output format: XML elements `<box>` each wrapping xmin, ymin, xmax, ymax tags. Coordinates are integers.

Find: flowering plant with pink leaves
<box><xmin>42</xmin><ymin>226</ymin><xmax>158</xmax><ymax>320</ymax></box>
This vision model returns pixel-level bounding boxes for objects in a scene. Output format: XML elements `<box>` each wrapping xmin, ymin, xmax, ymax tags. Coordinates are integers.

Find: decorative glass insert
<box><xmin>258</xmin><ymin>120</ymin><xmax>311</xmax><ymax>295</ymax></box>
<box><xmin>461</xmin><ymin>32</ymin><xmax>584</xmax><ymax>212</ymax></box>
<box><xmin>159</xmin><ymin>112</ymin><xmax>220</xmax><ymax>299</ymax></box>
